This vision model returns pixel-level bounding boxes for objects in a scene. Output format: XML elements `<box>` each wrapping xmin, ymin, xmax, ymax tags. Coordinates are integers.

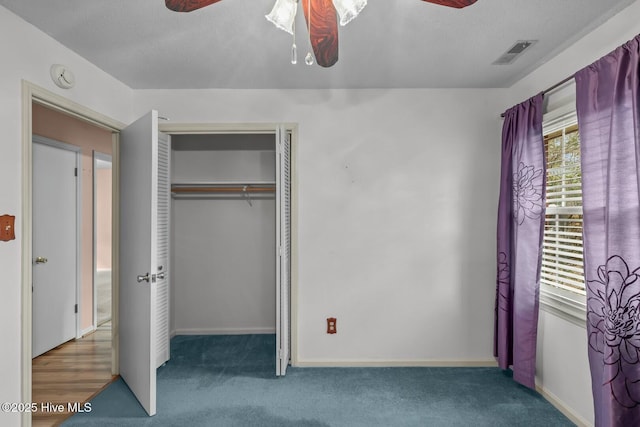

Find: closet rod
<box><xmin>172</xmin><ymin>186</ymin><xmax>275</xmax><ymax>194</ymax></box>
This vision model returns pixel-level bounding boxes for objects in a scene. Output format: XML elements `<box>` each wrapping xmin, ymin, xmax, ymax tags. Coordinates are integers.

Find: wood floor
<box><xmin>32</xmin><ymin>324</ymin><xmax>116</xmax><ymax>427</ymax></box>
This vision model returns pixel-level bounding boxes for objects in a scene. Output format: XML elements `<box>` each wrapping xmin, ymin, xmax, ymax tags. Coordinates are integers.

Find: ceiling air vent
<box><xmin>493</xmin><ymin>40</ymin><xmax>537</xmax><ymax>65</ymax></box>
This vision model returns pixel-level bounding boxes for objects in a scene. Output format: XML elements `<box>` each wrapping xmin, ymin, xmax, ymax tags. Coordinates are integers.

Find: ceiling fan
<box><xmin>165</xmin><ymin>0</ymin><xmax>478</xmax><ymax>67</ymax></box>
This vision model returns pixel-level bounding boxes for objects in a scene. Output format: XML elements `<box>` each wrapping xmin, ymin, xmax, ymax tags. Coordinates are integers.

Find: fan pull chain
<box><xmin>305</xmin><ymin>0</ymin><xmax>314</xmax><ymax>65</ymax></box>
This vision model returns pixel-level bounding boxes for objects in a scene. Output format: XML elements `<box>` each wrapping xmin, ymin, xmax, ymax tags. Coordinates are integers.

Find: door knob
<box><xmin>35</xmin><ymin>256</ymin><xmax>48</xmax><ymax>264</ymax></box>
<box><xmin>137</xmin><ymin>273</ymin><xmax>150</xmax><ymax>283</ymax></box>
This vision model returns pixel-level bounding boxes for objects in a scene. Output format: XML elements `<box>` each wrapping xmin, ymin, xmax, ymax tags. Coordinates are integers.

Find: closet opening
<box><xmin>165</xmin><ymin>127</ymin><xmax>294</xmax><ymax>376</ymax></box>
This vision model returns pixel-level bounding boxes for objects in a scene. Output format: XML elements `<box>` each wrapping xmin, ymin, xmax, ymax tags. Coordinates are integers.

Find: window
<box><xmin>540</xmin><ymin>111</ymin><xmax>586</xmax><ymax>325</ymax></box>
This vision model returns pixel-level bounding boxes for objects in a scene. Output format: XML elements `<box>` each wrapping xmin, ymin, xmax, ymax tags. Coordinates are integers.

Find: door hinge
<box><xmin>279</xmin><ymin>246</ymin><xmax>283</xmax><ymax>256</ymax></box>
<box><xmin>278</xmin><ymin>349</ymin><xmax>283</xmax><ymax>360</ymax></box>
<box><xmin>74</xmin><ymin>167</ymin><xmax>78</xmax><ymax>177</ymax></box>
<box><xmin>74</xmin><ymin>304</ymin><xmax>78</xmax><ymax>314</ymax></box>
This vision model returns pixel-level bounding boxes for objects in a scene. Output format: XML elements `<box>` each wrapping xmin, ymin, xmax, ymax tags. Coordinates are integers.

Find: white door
<box><xmin>32</xmin><ymin>140</ymin><xmax>79</xmax><ymax>358</ymax></box>
<box><xmin>275</xmin><ymin>127</ymin><xmax>292</xmax><ymax>376</ymax></box>
<box><xmin>119</xmin><ymin>111</ymin><xmax>161</xmax><ymax>416</ymax></box>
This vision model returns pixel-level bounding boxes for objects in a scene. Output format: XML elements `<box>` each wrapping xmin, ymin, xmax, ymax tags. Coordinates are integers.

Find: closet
<box><xmin>165</xmin><ymin>129</ymin><xmax>292</xmax><ymax>375</ymax></box>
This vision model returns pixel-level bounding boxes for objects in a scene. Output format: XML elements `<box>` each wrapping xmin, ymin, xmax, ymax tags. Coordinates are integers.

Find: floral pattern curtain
<box><xmin>575</xmin><ymin>34</ymin><xmax>640</xmax><ymax>427</ymax></box>
<box><xmin>495</xmin><ymin>94</ymin><xmax>545</xmax><ymax>389</ymax></box>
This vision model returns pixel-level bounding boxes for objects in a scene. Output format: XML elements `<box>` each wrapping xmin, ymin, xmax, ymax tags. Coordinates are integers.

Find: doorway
<box><xmin>30</xmin><ymin>103</ymin><xmax>117</xmax><ymax>425</ymax></box>
<box><xmin>21</xmin><ymin>82</ymin><xmax>124</xmax><ymax>427</ymax></box>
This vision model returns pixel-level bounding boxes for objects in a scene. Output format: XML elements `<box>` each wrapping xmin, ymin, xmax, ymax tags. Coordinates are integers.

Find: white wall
<box><xmin>536</xmin><ymin>310</ymin><xmax>593</xmax><ymax>423</ymax></box>
<box><xmin>0</xmin><ymin>6</ymin><xmax>133</xmax><ymax>427</ymax></box>
<box><xmin>505</xmin><ymin>1</ymin><xmax>640</xmax><ymax>425</ymax></box>
<box><xmin>170</xmin><ymin>134</ymin><xmax>276</xmax><ymax>335</ymax></box>
<box><xmin>136</xmin><ymin>88</ymin><xmax>507</xmax><ymax>363</ymax></box>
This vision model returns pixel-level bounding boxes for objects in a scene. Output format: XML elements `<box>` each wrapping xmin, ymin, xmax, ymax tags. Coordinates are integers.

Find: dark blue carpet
<box><xmin>63</xmin><ymin>335</ymin><xmax>574</xmax><ymax>426</ymax></box>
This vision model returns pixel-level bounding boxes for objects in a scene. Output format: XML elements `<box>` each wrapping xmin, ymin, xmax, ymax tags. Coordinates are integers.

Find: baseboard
<box><xmin>80</xmin><ymin>326</ymin><xmax>96</xmax><ymax>337</ymax></box>
<box><xmin>97</xmin><ymin>318</ymin><xmax>112</xmax><ymax>326</ymax></box>
<box><xmin>535</xmin><ymin>383</ymin><xmax>592</xmax><ymax>427</ymax></box>
<box><xmin>295</xmin><ymin>359</ymin><xmax>499</xmax><ymax>368</ymax></box>
<box><xmin>173</xmin><ymin>327</ymin><xmax>276</xmax><ymax>336</ymax></box>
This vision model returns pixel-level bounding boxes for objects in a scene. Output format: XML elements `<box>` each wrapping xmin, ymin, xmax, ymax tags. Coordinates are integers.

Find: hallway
<box><xmin>32</xmin><ymin>324</ymin><xmax>115</xmax><ymax>427</ymax></box>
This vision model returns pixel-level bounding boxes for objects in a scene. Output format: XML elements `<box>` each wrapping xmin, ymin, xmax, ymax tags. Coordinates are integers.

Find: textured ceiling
<box><xmin>0</xmin><ymin>0</ymin><xmax>635</xmax><ymax>89</ymax></box>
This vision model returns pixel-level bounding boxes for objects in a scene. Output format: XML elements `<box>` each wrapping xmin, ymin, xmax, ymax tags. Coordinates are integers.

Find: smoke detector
<box><xmin>50</xmin><ymin>64</ymin><xmax>75</xmax><ymax>89</ymax></box>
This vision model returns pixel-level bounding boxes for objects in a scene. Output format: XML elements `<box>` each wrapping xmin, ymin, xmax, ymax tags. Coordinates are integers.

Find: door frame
<box><xmin>32</xmin><ymin>135</ymin><xmax>83</xmax><ymax>343</ymax></box>
<box><xmin>160</xmin><ymin>122</ymin><xmax>299</xmax><ymax>366</ymax></box>
<box><xmin>21</xmin><ymin>81</ymin><xmax>125</xmax><ymax>427</ymax></box>
<box><xmin>93</xmin><ymin>151</ymin><xmax>113</xmax><ymax>330</ymax></box>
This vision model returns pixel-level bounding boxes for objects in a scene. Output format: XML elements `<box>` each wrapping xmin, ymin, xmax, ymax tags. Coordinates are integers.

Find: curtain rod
<box><xmin>500</xmin><ymin>74</ymin><xmax>575</xmax><ymax>118</ymax></box>
<box><xmin>542</xmin><ymin>74</ymin><xmax>575</xmax><ymax>95</ymax></box>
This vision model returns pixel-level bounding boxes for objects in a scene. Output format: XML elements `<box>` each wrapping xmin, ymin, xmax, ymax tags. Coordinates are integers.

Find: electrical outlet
<box><xmin>327</xmin><ymin>317</ymin><xmax>337</xmax><ymax>334</ymax></box>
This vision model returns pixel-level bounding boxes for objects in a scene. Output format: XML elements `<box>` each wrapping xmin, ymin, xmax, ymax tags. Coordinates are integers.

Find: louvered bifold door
<box><xmin>275</xmin><ymin>127</ymin><xmax>292</xmax><ymax>376</ymax></box>
<box><xmin>156</xmin><ymin>132</ymin><xmax>171</xmax><ymax>368</ymax></box>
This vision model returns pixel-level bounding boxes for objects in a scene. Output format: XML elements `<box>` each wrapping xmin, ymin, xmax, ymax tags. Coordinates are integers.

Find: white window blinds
<box><xmin>541</xmin><ymin>113</ymin><xmax>585</xmax><ymax>294</ymax></box>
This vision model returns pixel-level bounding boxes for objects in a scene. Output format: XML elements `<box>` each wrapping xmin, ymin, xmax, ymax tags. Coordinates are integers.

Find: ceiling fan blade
<box><xmin>165</xmin><ymin>0</ymin><xmax>224</xmax><ymax>12</ymax></box>
<box><xmin>302</xmin><ymin>0</ymin><xmax>339</xmax><ymax>67</ymax></box>
<box><xmin>420</xmin><ymin>0</ymin><xmax>478</xmax><ymax>8</ymax></box>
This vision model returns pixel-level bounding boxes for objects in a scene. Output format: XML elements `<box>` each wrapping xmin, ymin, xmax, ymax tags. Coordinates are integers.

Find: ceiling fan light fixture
<box><xmin>333</xmin><ymin>0</ymin><xmax>367</xmax><ymax>26</ymax></box>
<box><xmin>168</xmin><ymin>0</ymin><xmax>477</xmax><ymax>68</ymax></box>
<box><xmin>265</xmin><ymin>0</ymin><xmax>298</xmax><ymax>35</ymax></box>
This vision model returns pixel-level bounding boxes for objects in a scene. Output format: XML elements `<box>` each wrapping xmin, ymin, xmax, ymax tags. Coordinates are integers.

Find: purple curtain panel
<box><xmin>576</xmin><ymin>33</ymin><xmax>640</xmax><ymax>427</ymax></box>
<box><xmin>495</xmin><ymin>93</ymin><xmax>545</xmax><ymax>389</ymax></box>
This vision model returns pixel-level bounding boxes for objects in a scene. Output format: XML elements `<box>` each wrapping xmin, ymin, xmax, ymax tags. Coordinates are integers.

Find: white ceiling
<box><xmin>1</xmin><ymin>0</ymin><xmax>635</xmax><ymax>89</ymax></box>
